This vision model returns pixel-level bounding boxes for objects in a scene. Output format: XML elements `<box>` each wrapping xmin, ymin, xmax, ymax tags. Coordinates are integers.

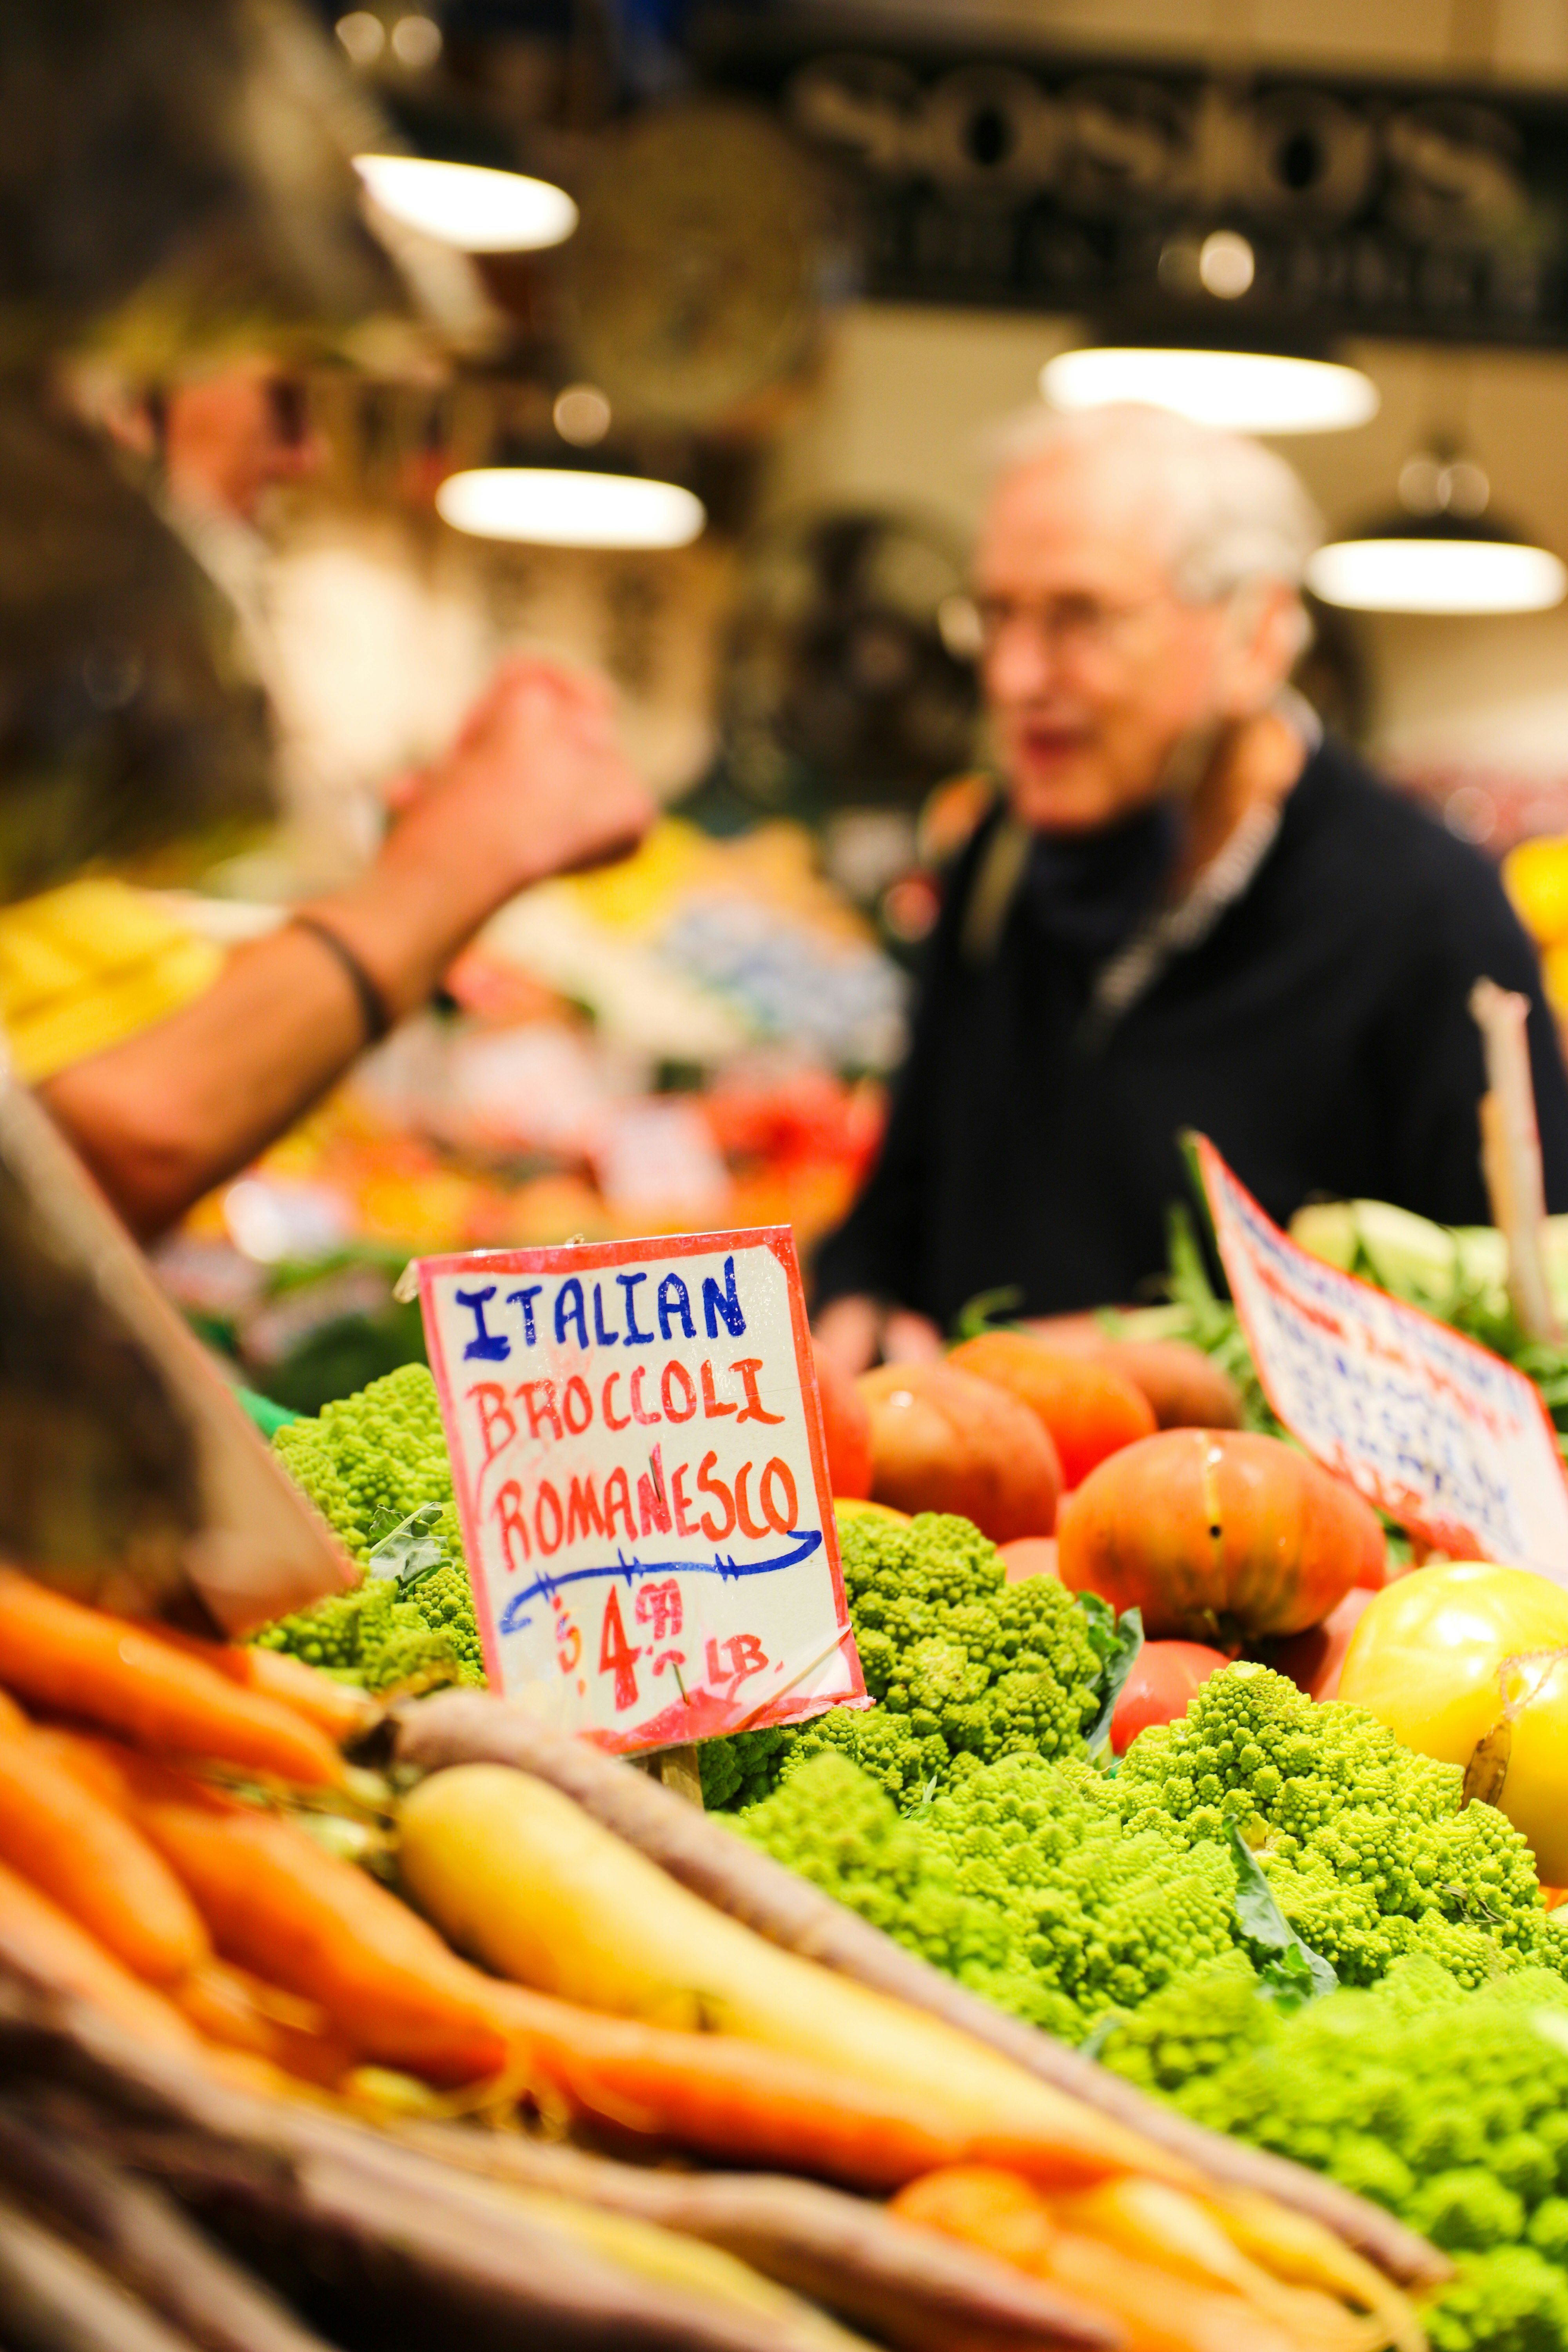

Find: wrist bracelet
<box><xmin>292</xmin><ymin>915</ymin><xmax>394</xmax><ymax>1045</ymax></box>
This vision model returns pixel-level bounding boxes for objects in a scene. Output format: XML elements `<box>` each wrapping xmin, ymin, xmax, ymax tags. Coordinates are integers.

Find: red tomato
<box><xmin>998</xmin><ymin>1537</ymin><xmax>1058</xmax><ymax>1583</ymax></box>
<box><xmin>1111</xmin><ymin>1640</ymin><xmax>1229</xmax><ymax>1755</ymax></box>
<box><xmin>811</xmin><ymin>1339</ymin><xmax>873</xmax><ymax>1500</ymax></box>
<box><xmin>1265</xmin><ymin>1586</ymin><xmax>1376</xmax><ymax>1702</ymax></box>
<box><xmin>857</xmin><ymin>1362</ymin><xmax>1062</xmax><ymax>1544</ymax></box>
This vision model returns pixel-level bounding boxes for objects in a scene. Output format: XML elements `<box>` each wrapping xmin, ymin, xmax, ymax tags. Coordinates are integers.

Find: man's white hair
<box><xmin>991</xmin><ymin>401</ymin><xmax>1324</xmax><ymax>608</ymax></box>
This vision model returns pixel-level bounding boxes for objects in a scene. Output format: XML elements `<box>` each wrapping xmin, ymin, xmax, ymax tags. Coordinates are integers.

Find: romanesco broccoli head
<box><xmin>1425</xmin><ymin>2249</ymin><xmax>1568</xmax><ymax>2352</ymax></box>
<box><xmin>776</xmin><ymin>1704</ymin><xmax>949</xmax><ymax>1806</ymax></box>
<box><xmin>735</xmin><ymin>1746</ymin><xmax>1247</xmax><ymax>2042</ymax></box>
<box><xmin>1118</xmin><ymin>1660</ymin><xmax>1561</xmax><ymax>1985</ymax></box>
<box><xmin>261</xmin><ymin>1369</ymin><xmax>483</xmax><ymax>1692</ymax></box>
<box><xmin>1092</xmin><ymin>1953</ymin><xmax>1276</xmax><ymax>2095</ymax></box>
<box><xmin>254</xmin><ymin>1555</ymin><xmax>484</xmax><ymax>1694</ymax></box>
<box><xmin>696</xmin><ymin>1726</ymin><xmax>792</xmax><ymax>1810</ymax></box>
<box><xmin>702</xmin><ymin>1512</ymin><xmax>1105</xmax><ymax>1812</ymax></box>
<box><xmin>272</xmin><ymin>1362</ymin><xmax>457</xmax><ymax>1565</ymax></box>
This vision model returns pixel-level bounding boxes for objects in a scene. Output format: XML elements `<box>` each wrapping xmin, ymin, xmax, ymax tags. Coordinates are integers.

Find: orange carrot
<box><xmin>121</xmin><ymin>1782</ymin><xmax>508</xmax><ymax>2087</ymax></box>
<box><xmin>0</xmin><ymin>1569</ymin><xmax>344</xmax><ymax>1786</ymax></box>
<box><xmin>478</xmin><ymin>1979</ymin><xmax>1039</xmax><ymax>2189</ymax></box>
<box><xmin>0</xmin><ymin>1732</ymin><xmax>208</xmax><ymax>1985</ymax></box>
<box><xmin>893</xmin><ymin>2169</ymin><xmax>1307</xmax><ymax>2352</ymax></box>
<box><xmin>24</xmin><ymin>1724</ymin><xmax>138</xmax><ymax>1811</ymax></box>
<box><xmin>0</xmin><ymin>1686</ymin><xmax>27</xmax><ymax>1738</ymax></box>
<box><xmin>156</xmin><ymin>1626</ymin><xmax>376</xmax><ymax>1744</ymax></box>
<box><xmin>0</xmin><ymin>1856</ymin><xmax>202</xmax><ymax>2056</ymax></box>
<box><xmin>174</xmin><ymin>1957</ymin><xmax>356</xmax><ymax>2087</ymax></box>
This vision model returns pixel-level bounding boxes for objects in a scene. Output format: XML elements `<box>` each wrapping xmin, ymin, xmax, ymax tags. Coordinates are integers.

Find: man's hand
<box><xmin>814</xmin><ymin>1293</ymin><xmax>943</xmax><ymax>1375</ymax></box>
<box><xmin>312</xmin><ymin>657</ymin><xmax>653</xmax><ymax>1028</ymax></box>
<box><xmin>399</xmin><ymin>657</ymin><xmax>655</xmax><ymax>903</ymax></box>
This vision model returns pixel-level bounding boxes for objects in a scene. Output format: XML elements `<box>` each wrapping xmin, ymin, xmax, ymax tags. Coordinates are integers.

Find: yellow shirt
<box><xmin>0</xmin><ymin>878</ymin><xmax>223</xmax><ymax>1084</ymax></box>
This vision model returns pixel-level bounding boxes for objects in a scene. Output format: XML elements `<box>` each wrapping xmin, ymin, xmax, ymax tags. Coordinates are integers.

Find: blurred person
<box><xmin>2</xmin><ymin>360</ymin><xmax>653</xmax><ymax>1238</ymax></box>
<box><xmin>813</xmin><ymin>405</ymin><xmax>1568</xmax><ymax>1372</ymax></box>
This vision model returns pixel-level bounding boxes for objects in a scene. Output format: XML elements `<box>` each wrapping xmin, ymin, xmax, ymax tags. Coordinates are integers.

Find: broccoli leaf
<box><xmin>1077</xmin><ymin>2009</ymin><xmax>1122</xmax><ymax>2061</ymax></box>
<box><xmin>1076</xmin><ymin>1596</ymin><xmax>1144</xmax><ymax>1762</ymax></box>
<box><xmin>367</xmin><ymin>1501</ymin><xmax>448</xmax><ymax>1592</ymax></box>
<box><xmin>1226</xmin><ymin>1820</ymin><xmax>1338</xmax><ymax>2003</ymax></box>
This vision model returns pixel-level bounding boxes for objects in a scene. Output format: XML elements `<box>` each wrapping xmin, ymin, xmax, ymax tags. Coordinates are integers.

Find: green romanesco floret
<box><xmin>733</xmin><ymin>1746</ymin><xmax>1246</xmax><ymax>2041</ymax></box>
<box><xmin>1099</xmin><ymin>1956</ymin><xmax>1568</xmax><ymax>2352</ymax></box>
<box><xmin>701</xmin><ymin>1511</ymin><xmax>1104</xmax><ymax>1811</ymax></box>
<box><xmin>255</xmin><ymin>1557</ymin><xmax>484</xmax><ymax>1694</ymax></box>
<box><xmin>1117</xmin><ymin>1660</ymin><xmax>1566</xmax><ymax>1985</ymax></box>
<box><xmin>1082</xmin><ymin>1951</ymin><xmax>1274</xmax><ymax>2097</ymax></box>
<box><xmin>259</xmin><ymin>1367</ymin><xmax>483</xmax><ymax>1693</ymax></box>
<box><xmin>271</xmin><ymin>1361</ymin><xmax>459</xmax><ymax>1565</ymax></box>
<box><xmin>1425</xmin><ymin>2250</ymin><xmax>1568</xmax><ymax>2352</ymax></box>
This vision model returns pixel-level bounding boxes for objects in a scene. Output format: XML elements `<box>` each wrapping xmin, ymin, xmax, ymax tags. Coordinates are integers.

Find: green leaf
<box><xmin>951</xmin><ymin>1287</ymin><xmax>1025</xmax><ymax>1343</ymax></box>
<box><xmin>367</xmin><ymin>1501</ymin><xmax>448</xmax><ymax>1592</ymax></box>
<box><xmin>1257</xmin><ymin>1942</ymin><xmax>1323</xmax><ymax>2017</ymax></box>
<box><xmin>1226</xmin><ymin>1820</ymin><xmax>1338</xmax><ymax>2002</ymax></box>
<box><xmin>1165</xmin><ymin>1201</ymin><xmax>1217</xmax><ymax>1311</ymax></box>
<box><xmin>1078</xmin><ymin>2010</ymin><xmax>1122</xmax><ymax>2062</ymax></box>
<box><xmin>1081</xmin><ymin>1601</ymin><xmax>1143</xmax><ymax>1761</ymax></box>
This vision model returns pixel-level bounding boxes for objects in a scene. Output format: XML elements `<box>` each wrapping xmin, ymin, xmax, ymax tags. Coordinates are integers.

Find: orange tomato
<box><xmin>1057</xmin><ymin>1431</ymin><xmax>1383</xmax><ymax>1646</ymax></box>
<box><xmin>857</xmin><ymin>1362</ymin><xmax>1062</xmax><ymax>1544</ymax></box>
<box><xmin>949</xmin><ymin>1332</ymin><xmax>1156</xmax><ymax>1488</ymax></box>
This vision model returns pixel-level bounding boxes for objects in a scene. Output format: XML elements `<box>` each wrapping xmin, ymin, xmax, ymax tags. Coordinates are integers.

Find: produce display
<box><xmin>0</xmin><ymin>1565</ymin><xmax>1438</xmax><ymax>2352</ymax></box>
<box><xmin>45</xmin><ymin>1179</ymin><xmax>1568</xmax><ymax>2351</ymax></box>
<box><xmin>1099</xmin><ymin>1956</ymin><xmax>1568</xmax><ymax>2350</ymax></box>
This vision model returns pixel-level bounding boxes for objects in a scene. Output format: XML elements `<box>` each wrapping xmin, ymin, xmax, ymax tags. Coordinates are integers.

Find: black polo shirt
<box><xmin>814</xmin><ymin>735</ymin><xmax>1568</xmax><ymax>1323</ymax></box>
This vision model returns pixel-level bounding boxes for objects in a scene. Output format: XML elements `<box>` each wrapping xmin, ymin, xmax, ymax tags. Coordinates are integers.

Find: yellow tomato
<box><xmin>1505</xmin><ymin>835</ymin><xmax>1568</xmax><ymax>946</ymax></box>
<box><xmin>1339</xmin><ymin>1561</ymin><xmax>1568</xmax><ymax>1882</ymax></box>
<box><xmin>833</xmin><ymin>1497</ymin><xmax>910</xmax><ymax>1526</ymax></box>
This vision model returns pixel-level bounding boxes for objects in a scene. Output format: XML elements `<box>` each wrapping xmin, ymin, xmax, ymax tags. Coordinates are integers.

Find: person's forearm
<box><xmin>38</xmin><ymin>922</ymin><xmax>374</xmax><ymax>1240</ymax></box>
<box><xmin>300</xmin><ymin>791</ymin><xmax>523</xmax><ymax>1025</ymax></box>
<box><xmin>36</xmin><ymin>656</ymin><xmax>653</xmax><ymax>1243</ymax></box>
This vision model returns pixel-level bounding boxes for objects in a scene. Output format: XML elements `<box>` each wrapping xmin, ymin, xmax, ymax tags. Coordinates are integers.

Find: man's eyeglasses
<box><xmin>968</xmin><ymin>590</ymin><xmax>1166</xmax><ymax>663</ymax></box>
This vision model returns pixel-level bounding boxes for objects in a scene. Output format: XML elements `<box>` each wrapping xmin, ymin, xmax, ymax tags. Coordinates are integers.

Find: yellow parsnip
<box><xmin>397</xmin><ymin>1763</ymin><xmax>1198</xmax><ymax>2190</ymax></box>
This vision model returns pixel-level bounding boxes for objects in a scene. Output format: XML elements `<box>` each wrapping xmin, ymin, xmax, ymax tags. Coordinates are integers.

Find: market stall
<box><xmin>18</xmin><ymin>4</ymin><xmax>1568</xmax><ymax>2349</ymax></box>
<box><xmin>7</xmin><ymin>1114</ymin><xmax>1568</xmax><ymax>2349</ymax></box>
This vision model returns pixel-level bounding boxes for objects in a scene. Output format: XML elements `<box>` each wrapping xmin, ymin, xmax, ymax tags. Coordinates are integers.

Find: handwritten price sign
<box><xmin>1195</xmin><ymin>1135</ymin><xmax>1568</xmax><ymax>1578</ymax></box>
<box><xmin>417</xmin><ymin>1227</ymin><xmax>864</xmax><ymax>1752</ymax></box>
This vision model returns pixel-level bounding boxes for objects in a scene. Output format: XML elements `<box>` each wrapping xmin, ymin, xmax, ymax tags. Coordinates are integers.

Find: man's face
<box><xmin>973</xmin><ymin>446</ymin><xmax>1235</xmax><ymax>833</ymax></box>
<box><xmin>163</xmin><ymin>361</ymin><xmax>319</xmax><ymax>526</ymax></box>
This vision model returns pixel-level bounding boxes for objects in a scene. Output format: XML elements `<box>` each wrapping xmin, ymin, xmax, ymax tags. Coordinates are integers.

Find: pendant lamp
<box><xmin>1043</xmin><ymin>344</ymin><xmax>1377</xmax><ymax>436</ymax></box>
<box><xmin>1043</xmin><ymin>228</ymin><xmax>1378</xmax><ymax>435</ymax></box>
<box><xmin>436</xmin><ymin>465</ymin><xmax>705</xmax><ymax>550</ymax></box>
<box><xmin>1307</xmin><ymin>452</ymin><xmax>1566</xmax><ymax>615</ymax></box>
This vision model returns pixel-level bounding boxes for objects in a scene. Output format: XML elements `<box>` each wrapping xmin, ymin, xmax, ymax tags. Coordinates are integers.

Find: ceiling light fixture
<box><xmin>353</xmin><ymin>154</ymin><xmax>578</xmax><ymax>252</ymax></box>
<box><xmin>1307</xmin><ymin>443</ymin><xmax>1566</xmax><ymax>615</ymax></box>
<box><xmin>1307</xmin><ymin>521</ymin><xmax>1566</xmax><ymax>615</ymax></box>
<box><xmin>435</xmin><ymin>467</ymin><xmax>706</xmax><ymax>549</ymax></box>
<box><xmin>1042</xmin><ymin>345</ymin><xmax>1379</xmax><ymax>435</ymax></box>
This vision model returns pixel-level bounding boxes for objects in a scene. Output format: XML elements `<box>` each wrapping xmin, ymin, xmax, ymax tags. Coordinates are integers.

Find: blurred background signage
<box><xmin>696</xmin><ymin>13</ymin><xmax>1568</xmax><ymax>345</ymax></box>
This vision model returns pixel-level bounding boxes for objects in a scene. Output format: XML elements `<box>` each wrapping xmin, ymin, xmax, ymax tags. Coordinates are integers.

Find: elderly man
<box><xmin>814</xmin><ymin>403</ymin><xmax>1568</xmax><ymax>1369</ymax></box>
